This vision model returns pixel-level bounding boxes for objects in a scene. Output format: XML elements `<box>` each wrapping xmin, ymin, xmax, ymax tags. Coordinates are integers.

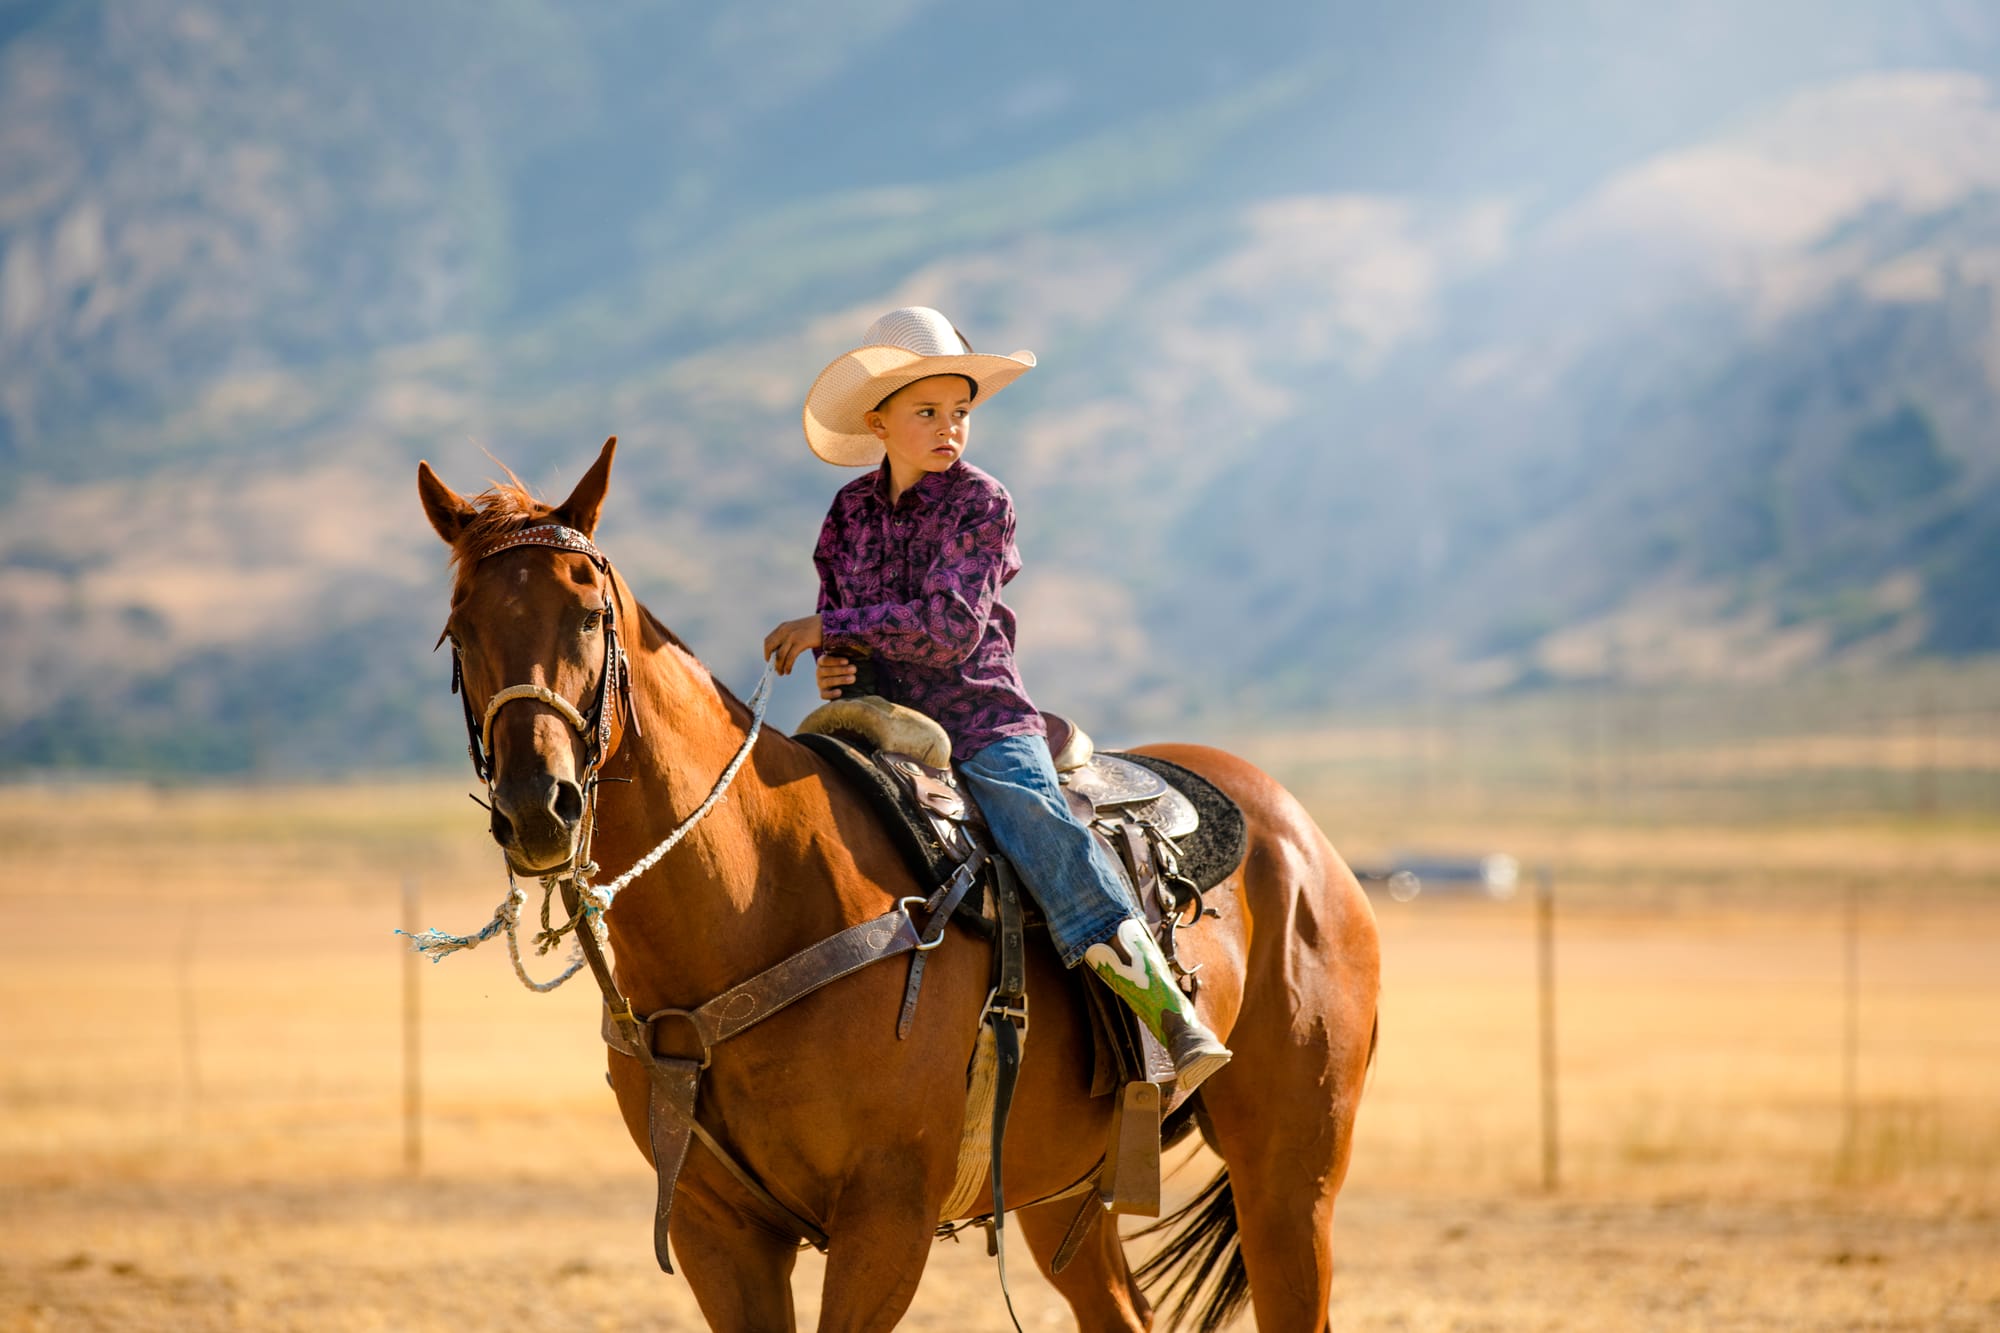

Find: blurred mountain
<box><xmin>3</xmin><ymin>0</ymin><xmax>1999</xmax><ymax>772</ymax></box>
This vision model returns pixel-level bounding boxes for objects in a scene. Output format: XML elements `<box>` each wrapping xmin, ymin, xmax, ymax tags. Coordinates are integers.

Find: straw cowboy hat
<box><xmin>802</xmin><ymin>307</ymin><xmax>1036</xmax><ymax>466</ymax></box>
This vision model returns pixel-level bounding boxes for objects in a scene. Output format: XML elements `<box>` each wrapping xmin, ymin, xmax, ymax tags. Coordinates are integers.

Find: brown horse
<box><xmin>417</xmin><ymin>438</ymin><xmax>1380</xmax><ymax>1332</ymax></box>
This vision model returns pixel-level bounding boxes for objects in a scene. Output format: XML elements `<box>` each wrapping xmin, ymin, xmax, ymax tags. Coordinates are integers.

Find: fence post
<box><xmin>1537</xmin><ymin>864</ymin><xmax>1559</xmax><ymax>1191</ymax></box>
<box><xmin>1840</xmin><ymin>876</ymin><xmax>1860</xmax><ymax>1179</ymax></box>
<box><xmin>402</xmin><ymin>876</ymin><xmax>423</xmax><ymax>1175</ymax></box>
<box><xmin>179</xmin><ymin>906</ymin><xmax>201</xmax><ymax>1131</ymax></box>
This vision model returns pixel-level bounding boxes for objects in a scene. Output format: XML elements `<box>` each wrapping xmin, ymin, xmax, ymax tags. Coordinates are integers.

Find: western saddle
<box><xmin>793</xmin><ymin>690</ymin><xmax>1223</xmax><ymax>1254</ymax></box>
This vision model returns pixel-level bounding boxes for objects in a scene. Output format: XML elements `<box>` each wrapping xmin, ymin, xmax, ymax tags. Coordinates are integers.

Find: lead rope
<box><xmin>402</xmin><ymin>658</ymin><xmax>778</xmax><ymax>984</ymax></box>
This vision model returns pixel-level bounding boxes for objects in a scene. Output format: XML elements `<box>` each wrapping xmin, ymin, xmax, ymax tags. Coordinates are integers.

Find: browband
<box><xmin>471</xmin><ymin>523</ymin><xmax>609</xmax><ymax>569</ymax></box>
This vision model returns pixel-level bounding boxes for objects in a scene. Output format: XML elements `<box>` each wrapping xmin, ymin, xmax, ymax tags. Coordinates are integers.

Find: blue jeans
<box><xmin>958</xmin><ymin>734</ymin><xmax>1137</xmax><ymax>968</ymax></box>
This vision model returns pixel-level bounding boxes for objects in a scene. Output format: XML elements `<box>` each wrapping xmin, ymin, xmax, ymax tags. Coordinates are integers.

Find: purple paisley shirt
<box><xmin>814</xmin><ymin>460</ymin><xmax>1046</xmax><ymax>761</ymax></box>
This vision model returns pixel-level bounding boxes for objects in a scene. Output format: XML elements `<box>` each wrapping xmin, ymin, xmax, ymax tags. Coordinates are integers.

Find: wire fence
<box><xmin>1244</xmin><ymin>661</ymin><xmax>2000</xmax><ymax>827</ymax></box>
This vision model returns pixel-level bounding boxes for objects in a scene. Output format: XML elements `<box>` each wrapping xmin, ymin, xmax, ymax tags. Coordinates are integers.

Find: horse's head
<box><xmin>418</xmin><ymin>438</ymin><xmax>634</xmax><ymax>875</ymax></box>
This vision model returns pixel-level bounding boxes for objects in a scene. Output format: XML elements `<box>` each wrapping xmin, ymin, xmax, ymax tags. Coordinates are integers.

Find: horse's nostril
<box><xmin>490</xmin><ymin>807</ymin><xmax>516</xmax><ymax>847</ymax></box>
<box><xmin>551</xmin><ymin>779</ymin><xmax>583</xmax><ymax>828</ymax></box>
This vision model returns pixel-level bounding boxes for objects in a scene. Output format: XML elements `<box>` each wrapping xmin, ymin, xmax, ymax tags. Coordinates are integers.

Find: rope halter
<box><xmin>482</xmin><ymin>682</ymin><xmax>592</xmax><ymax>759</ymax></box>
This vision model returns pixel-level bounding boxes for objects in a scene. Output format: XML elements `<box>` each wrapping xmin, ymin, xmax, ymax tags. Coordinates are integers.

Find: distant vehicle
<box><xmin>1354</xmin><ymin>853</ymin><xmax>1520</xmax><ymax>902</ymax></box>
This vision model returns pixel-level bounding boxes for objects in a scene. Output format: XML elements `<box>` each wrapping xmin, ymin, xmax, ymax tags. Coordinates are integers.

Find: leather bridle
<box><xmin>440</xmin><ymin>522</ymin><xmax>642</xmax><ymax>794</ymax></box>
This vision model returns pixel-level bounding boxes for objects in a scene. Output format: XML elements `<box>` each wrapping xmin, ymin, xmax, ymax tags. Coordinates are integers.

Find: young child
<box><xmin>764</xmin><ymin>306</ymin><xmax>1231</xmax><ymax>1093</ymax></box>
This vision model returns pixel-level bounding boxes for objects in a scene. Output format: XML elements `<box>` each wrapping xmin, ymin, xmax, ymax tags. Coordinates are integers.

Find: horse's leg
<box><xmin>1197</xmin><ymin>1088</ymin><xmax>1357</xmax><ymax>1331</ymax></box>
<box><xmin>1019</xmin><ymin>1197</ymin><xmax>1150</xmax><ymax>1332</ymax></box>
<box><xmin>670</xmin><ymin>1185</ymin><xmax>803</xmax><ymax>1332</ymax></box>
<box><xmin>811</xmin><ymin>1177</ymin><xmax>939</xmax><ymax>1333</ymax></box>
<box><xmin>1196</xmin><ymin>882</ymin><xmax>1377</xmax><ymax>1331</ymax></box>
<box><xmin>1137</xmin><ymin>744</ymin><xmax>1381</xmax><ymax>1333</ymax></box>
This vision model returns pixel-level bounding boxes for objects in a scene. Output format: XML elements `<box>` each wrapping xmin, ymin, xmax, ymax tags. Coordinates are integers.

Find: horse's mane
<box><xmin>448</xmin><ymin>470</ymin><xmax>551</xmax><ymax>580</ymax></box>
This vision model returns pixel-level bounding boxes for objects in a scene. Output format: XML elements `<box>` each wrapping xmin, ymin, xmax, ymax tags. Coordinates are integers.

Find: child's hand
<box><xmin>816</xmin><ymin>654</ymin><xmax>858</xmax><ymax>700</ymax></box>
<box><xmin>763</xmin><ymin>615</ymin><xmax>823</xmax><ymax>675</ymax></box>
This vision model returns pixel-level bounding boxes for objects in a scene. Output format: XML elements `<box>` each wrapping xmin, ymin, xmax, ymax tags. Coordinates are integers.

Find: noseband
<box><xmin>442</xmin><ymin>522</ymin><xmax>642</xmax><ymax>788</ymax></box>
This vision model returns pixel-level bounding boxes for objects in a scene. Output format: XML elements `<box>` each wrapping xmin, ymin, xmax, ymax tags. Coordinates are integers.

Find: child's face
<box><xmin>865</xmin><ymin>375</ymin><xmax>974</xmax><ymax>481</ymax></box>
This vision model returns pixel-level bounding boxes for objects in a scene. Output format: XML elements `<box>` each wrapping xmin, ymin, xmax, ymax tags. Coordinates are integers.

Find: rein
<box><xmin>407</xmin><ymin>520</ymin><xmax>774</xmax><ymax>988</ymax></box>
<box><xmin>401</xmin><ymin>657</ymin><xmax>776</xmax><ymax>991</ymax></box>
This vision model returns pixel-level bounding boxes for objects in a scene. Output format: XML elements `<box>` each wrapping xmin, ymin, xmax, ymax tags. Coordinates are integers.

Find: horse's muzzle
<box><xmin>490</xmin><ymin>772</ymin><xmax>585</xmax><ymax>873</ymax></box>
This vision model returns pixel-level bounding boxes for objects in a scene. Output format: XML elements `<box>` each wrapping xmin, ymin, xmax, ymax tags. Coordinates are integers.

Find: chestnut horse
<box><xmin>417</xmin><ymin>438</ymin><xmax>1380</xmax><ymax>1332</ymax></box>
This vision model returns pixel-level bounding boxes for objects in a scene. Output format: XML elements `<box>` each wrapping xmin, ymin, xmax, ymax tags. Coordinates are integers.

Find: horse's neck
<box><xmin>592</xmin><ymin>604</ymin><xmax>862</xmax><ymax>1011</ymax></box>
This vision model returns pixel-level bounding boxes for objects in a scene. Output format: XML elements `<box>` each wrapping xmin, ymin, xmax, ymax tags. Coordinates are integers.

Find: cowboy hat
<box><xmin>802</xmin><ymin>307</ymin><xmax>1036</xmax><ymax>466</ymax></box>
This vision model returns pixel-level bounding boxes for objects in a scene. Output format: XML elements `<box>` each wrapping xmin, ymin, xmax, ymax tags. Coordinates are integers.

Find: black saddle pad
<box><xmin>1108</xmin><ymin>752</ymin><xmax>1248</xmax><ymax>895</ymax></box>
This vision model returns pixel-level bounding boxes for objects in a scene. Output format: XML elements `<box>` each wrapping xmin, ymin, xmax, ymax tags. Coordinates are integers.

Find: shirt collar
<box><xmin>871</xmin><ymin>459</ymin><xmax>962</xmax><ymax>508</ymax></box>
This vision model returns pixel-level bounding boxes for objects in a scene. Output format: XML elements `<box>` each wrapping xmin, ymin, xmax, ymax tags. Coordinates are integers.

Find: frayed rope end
<box><xmin>395</xmin><ymin>914</ymin><xmax>505</xmax><ymax>963</ymax></box>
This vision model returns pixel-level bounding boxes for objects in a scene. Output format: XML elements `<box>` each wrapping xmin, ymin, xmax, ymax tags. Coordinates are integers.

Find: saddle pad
<box><xmin>1108</xmin><ymin>753</ymin><xmax>1247</xmax><ymax>895</ymax></box>
<box><xmin>794</xmin><ymin>732</ymin><xmax>992</xmax><ymax>934</ymax></box>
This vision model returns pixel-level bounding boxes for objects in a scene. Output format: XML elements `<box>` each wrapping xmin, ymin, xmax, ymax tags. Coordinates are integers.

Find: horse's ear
<box><xmin>554</xmin><ymin>436</ymin><xmax>617</xmax><ymax>538</ymax></box>
<box><xmin>418</xmin><ymin>460</ymin><xmax>476</xmax><ymax>545</ymax></box>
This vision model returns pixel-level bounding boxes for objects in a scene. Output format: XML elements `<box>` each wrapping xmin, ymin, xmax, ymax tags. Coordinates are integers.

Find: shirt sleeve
<box><xmin>821</xmin><ymin>492</ymin><xmax>1013</xmax><ymax>669</ymax></box>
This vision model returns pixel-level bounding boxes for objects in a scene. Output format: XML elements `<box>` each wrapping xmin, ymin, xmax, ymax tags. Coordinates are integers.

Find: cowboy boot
<box><xmin>1083</xmin><ymin>918</ymin><xmax>1233</xmax><ymax>1095</ymax></box>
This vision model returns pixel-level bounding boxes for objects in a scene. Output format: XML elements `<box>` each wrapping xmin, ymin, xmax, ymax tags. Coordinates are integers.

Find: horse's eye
<box><xmin>581</xmin><ymin>611</ymin><xmax>602</xmax><ymax>633</ymax></box>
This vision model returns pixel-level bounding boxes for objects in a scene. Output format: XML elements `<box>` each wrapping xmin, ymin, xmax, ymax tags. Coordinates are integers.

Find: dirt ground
<box><xmin>3</xmin><ymin>782</ymin><xmax>1997</xmax><ymax>1330</ymax></box>
<box><xmin>8</xmin><ymin>1173</ymin><xmax>1996</xmax><ymax>1331</ymax></box>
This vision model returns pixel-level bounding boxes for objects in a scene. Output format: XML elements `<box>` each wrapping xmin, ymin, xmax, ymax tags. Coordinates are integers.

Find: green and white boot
<box><xmin>1083</xmin><ymin>919</ymin><xmax>1233</xmax><ymax>1096</ymax></box>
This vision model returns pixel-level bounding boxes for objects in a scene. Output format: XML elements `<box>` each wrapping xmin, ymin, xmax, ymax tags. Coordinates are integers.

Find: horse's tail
<box><xmin>1129</xmin><ymin>1167</ymin><xmax>1249</xmax><ymax>1333</ymax></box>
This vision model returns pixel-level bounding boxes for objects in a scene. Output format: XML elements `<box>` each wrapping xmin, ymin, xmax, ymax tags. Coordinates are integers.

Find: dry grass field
<box><xmin>2</xmin><ymin>773</ymin><xmax>1997</xmax><ymax>1330</ymax></box>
